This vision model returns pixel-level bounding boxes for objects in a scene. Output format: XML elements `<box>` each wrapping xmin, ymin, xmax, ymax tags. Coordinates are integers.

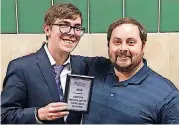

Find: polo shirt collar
<box><xmin>108</xmin><ymin>58</ymin><xmax>150</xmax><ymax>86</ymax></box>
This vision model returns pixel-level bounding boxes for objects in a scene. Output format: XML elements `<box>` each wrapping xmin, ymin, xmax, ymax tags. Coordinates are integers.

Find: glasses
<box><xmin>52</xmin><ymin>24</ymin><xmax>85</xmax><ymax>37</ymax></box>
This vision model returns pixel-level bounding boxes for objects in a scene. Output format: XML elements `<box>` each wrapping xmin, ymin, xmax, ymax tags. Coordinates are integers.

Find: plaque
<box><xmin>64</xmin><ymin>74</ymin><xmax>94</xmax><ymax>113</ymax></box>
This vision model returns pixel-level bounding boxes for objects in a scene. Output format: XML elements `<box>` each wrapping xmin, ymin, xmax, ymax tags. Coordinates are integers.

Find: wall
<box><xmin>2</xmin><ymin>0</ymin><xmax>179</xmax><ymax>33</ymax></box>
<box><xmin>1</xmin><ymin>33</ymin><xmax>179</xmax><ymax>90</ymax></box>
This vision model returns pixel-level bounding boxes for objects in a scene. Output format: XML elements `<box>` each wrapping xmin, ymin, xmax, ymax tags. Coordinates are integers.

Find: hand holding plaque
<box><xmin>64</xmin><ymin>74</ymin><xmax>94</xmax><ymax>113</ymax></box>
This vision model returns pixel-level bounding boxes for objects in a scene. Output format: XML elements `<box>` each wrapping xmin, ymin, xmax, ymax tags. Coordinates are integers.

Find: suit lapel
<box><xmin>35</xmin><ymin>45</ymin><xmax>60</xmax><ymax>102</ymax></box>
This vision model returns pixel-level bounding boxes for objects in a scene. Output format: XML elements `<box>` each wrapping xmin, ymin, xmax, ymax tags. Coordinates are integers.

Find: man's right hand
<box><xmin>37</xmin><ymin>102</ymin><xmax>69</xmax><ymax>121</ymax></box>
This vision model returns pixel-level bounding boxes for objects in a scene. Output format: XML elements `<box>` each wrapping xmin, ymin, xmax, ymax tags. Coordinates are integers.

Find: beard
<box><xmin>109</xmin><ymin>49</ymin><xmax>144</xmax><ymax>73</ymax></box>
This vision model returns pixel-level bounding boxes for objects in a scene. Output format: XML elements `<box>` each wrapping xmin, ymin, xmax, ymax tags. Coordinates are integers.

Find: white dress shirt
<box><xmin>35</xmin><ymin>44</ymin><xmax>71</xmax><ymax>124</ymax></box>
<box><xmin>44</xmin><ymin>44</ymin><xmax>71</xmax><ymax>94</ymax></box>
<box><xmin>44</xmin><ymin>43</ymin><xmax>71</xmax><ymax>122</ymax></box>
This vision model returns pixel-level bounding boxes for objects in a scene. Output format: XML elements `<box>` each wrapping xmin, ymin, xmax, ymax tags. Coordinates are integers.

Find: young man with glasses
<box><xmin>1</xmin><ymin>3</ymin><xmax>86</xmax><ymax>124</ymax></box>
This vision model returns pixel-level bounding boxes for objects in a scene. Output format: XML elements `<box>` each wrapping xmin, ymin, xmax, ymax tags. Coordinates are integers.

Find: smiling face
<box><xmin>44</xmin><ymin>16</ymin><xmax>82</xmax><ymax>54</ymax></box>
<box><xmin>108</xmin><ymin>24</ymin><xmax>145</xmax><ymax>73</ymax></box>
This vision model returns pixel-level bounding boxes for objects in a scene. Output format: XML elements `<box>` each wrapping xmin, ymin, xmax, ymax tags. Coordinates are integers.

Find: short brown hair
<box><xmin>44</xmin><ymin>3</ymin><xmax>82</xmax><ymax>40</ymax></box>
<box><xmin>107</xmin><ymin>17</ymin><xmax>147</xmax><ymax>46</ymax></box>
<box><xmin>44</xmin><ymin>3</ymin><xmax>82</xmax><ymax>25</ymax></box>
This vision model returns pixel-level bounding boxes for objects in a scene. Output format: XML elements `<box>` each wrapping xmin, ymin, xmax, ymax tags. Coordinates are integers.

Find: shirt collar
<box><xmin>107</xmin><ymin>58</ymin><xmax>150</xmax><ymax>86</ymax></box>
<box><xmin>44</xmin><ymin>43</ymin><xmax>71</xmax><ymax>69</ymax></box>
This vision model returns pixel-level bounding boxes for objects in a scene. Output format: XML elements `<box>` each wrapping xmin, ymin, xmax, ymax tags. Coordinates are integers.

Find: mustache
<box><xmin>115</xmin><ymin>51</ymin><xmax>131</xmax><ymax>58</ymax></box>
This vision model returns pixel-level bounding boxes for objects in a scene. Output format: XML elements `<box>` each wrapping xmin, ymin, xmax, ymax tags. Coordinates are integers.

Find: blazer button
<box><xmin>111</xmin><ymin>93</ymin><xmax>114</xmax><ymax>97</ymax></box>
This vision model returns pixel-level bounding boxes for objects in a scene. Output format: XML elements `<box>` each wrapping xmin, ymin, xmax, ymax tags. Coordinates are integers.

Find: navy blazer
<box><xmin>1</xmin><ymin>45</ymin><xmax>88</xmax><ymax>124</ymax></box>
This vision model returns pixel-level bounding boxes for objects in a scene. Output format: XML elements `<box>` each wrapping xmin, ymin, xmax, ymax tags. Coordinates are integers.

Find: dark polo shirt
<box><xmin>83</xmin><ymin>57</ymin><xmax>179</xmax><ymax>124</ymax></box>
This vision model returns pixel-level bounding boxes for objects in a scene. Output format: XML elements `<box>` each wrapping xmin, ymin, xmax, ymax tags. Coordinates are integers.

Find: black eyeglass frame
<box><xmin>52</xmin><ymin>23</ymin><xmax>85</xmax><ymax>37</ymax></box>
